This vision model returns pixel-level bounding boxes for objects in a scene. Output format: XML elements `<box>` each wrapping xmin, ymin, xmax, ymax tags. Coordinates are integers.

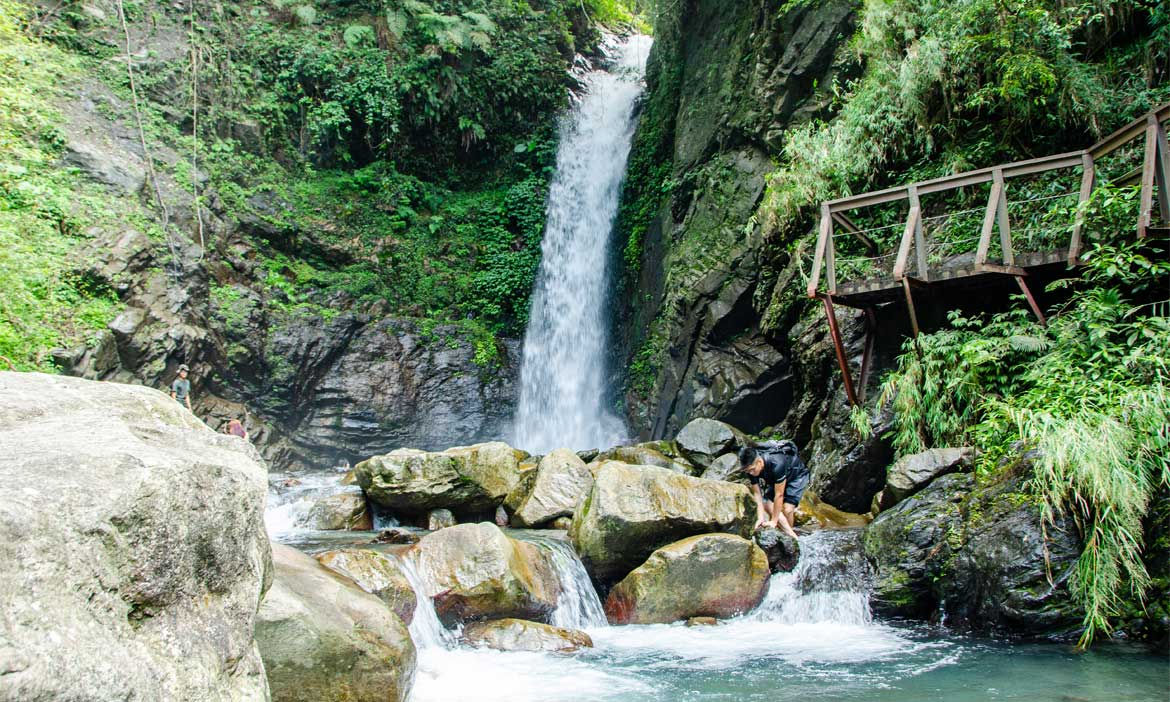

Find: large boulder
<box><xmin>0</xmin><ymin>372</ymin><xmax>271</xmax><ymax>701</ymax></box>
<box><xmin>881</xmin><ymin>447</ymin><xmax>974</xmax><ymax>508</ymax></box>
<box><xmin>569</xmin><ymin>462</ymin><xmax>754</xmax><ymax>584</ymax></box>
<box><xmin>862</xmin><ymin>468</ymin><xmax>1081</xmax><ymax>636</ymax></box>
<box><xmin>674</xmin><ymin>418</ymin><xmax>747</xmax><ymax>470</ymax></box>
<box><xmin>306</xmin><ymin>491</ymin><xmax>373</xmax><ymax>530</ymax></box>
<box><xmin>257</xmin><ymin>545</ymin><xmax>416</xmax><ymax>702</ymax></box>
<box><xmin>355</xmin><ymin>441</ymin><xmax>526</xmax><ymax>520</ymax></box>
<box><xmin>410</xmin><ymin>523</ymin><xmax>560</xmax><ymax>626</ymax></box>
<box><xmin>863</xmin><ymin>473</ymin><xmax>972</xmax><ymax>617</ymax></box>
<box><xmin>504</xmin><ymin>448</ymin><xmax>594</xmax><ymax>527</ymax></box>
<box><xmin>315</xmin><ymin>549</ymin><xmax>417</xmax><ymax>624</ymax></box>
<box><xmin>596</xmin><ymin>445</ymin><xmax>694</xmax><ymax>474</ymax></box>
<box><xmin>604</xmin><ymin>534</ymin><xmax>770</xmax><ymax>624</ymax></box>
<box><xmin>462</xmin><ymin>619</ymin><xmax>593</xmax><ymax>653</ymax></box>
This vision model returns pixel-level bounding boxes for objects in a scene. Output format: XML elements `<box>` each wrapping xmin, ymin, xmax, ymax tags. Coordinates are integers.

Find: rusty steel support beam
<box><xmin>1015</xmin><ymin>275</ymin><xmax>1047</xmax><ymax>326</ymax></box>
<box><xmin>858</xmin><ymin>308</ymin><xmax>877</xmax><ymax>404</ymax></box>
<box><xmin>901</xmin><ymin>278</ymin><xmax>920</xmax><ymax>338</ymax></box>
<box><xmin>821</xmin><ymin>294</ymin><xmax>859</xmax><ymax>406</ymax></box>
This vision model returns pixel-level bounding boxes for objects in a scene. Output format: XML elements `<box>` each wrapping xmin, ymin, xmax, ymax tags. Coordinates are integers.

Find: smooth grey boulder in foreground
<box><xmin>569</xmin><ymin>461</ymin><xmax>754</xmax><ymax>584</ymax></box>
<box><xmin>257</xmin><ymin>544</ymin><xmax>416</xmax><ymax>702</ymax></box>
<box><xmin>505</xmin><ymin>448</ymin><xmax>594</xmax><ymax>527</ymax></box>
<box><xmin>0</xmin><ymin>372</ymin><xmax>271</xmax><ymax>701</ymax></box>
<box><xmin>881</xmin><ymin>447</ymin><xmax>974</xmax><ymax>508</ymax></box>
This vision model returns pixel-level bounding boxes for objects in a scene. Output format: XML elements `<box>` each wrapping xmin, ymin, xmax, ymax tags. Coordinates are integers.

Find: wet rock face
<box><xmin>604</xmin><ymin>534</ymin><xmax>770</xmax><ymax>625</ymax></box>
<box><xmin>862</xmin><ymin>469</ymin><xmax>1082</xmax><ymax>636</ymax></box>
<box><xmin>0</xmin><ymin>372</ymin><xmax>271</xmax><ymax>701</ymax></box>
<box><xmin>618</xmin><ymin>0</ymin><xmax>859</xmax><ymax>440</ymax></box>
<box><xmin>462</xmin><ymin>619</ymin><xmax>593</xmax><ymax>653</ymax></box>
<box><xmin>257</xmin><ymin>545</ymin><xmax>416</xmax><ymax>702</ymax></box>
<box><xmin>410</xmin><ymin>523</ymin><xmax>561</xmax><ymax>627</ymax></box>
<box><xmin>569</xmin><ymin>462</ymin><xmax>755</xmax><ymax>585</ymax></box>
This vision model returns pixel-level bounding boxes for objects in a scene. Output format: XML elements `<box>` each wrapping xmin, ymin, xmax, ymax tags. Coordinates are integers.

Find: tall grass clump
<box><xmin>876</xmin><ymin>224</ymin><xmax>1170</xmax><ymax>645</ymax></box>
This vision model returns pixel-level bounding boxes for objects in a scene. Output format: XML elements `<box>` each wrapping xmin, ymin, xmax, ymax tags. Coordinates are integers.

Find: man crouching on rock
<box><xmin>740</xmin><ymin>444</ymin><xmax>808</xmax><ymax>540</ymax></box>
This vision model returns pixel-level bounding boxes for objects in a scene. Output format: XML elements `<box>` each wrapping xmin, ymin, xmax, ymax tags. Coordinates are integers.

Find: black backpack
<box><xmin>756</xmin><ymin>439</ymin><xmax>806</xmax><ymax>478</ymax></box>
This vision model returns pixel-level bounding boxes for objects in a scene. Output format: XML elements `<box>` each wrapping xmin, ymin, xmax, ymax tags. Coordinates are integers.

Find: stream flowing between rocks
<box><xmin>267</xmin><ymin>474</ymin><xmax>1167</xmax><ymax>701</ymax></box>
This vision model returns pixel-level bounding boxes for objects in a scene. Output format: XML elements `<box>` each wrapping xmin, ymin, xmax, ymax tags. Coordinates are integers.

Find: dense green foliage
<box><xmin>875</xmin><ymin>215</ymin><xmax>1170</xmax><ymax>645</ymax></box>
<box><xmin>0</xmin><ymin>0</ymin><xmax>643</xmax><ymax>372</ymax></box>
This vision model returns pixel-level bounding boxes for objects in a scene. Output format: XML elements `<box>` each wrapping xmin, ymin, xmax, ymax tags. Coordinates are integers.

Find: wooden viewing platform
<box><xmin>806</xmin><ymin>103</ymin><xmax>1170</xmax><ymax>406</ymax></box>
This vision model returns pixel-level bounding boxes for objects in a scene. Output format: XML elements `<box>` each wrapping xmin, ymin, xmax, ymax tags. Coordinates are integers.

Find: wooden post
<box><xmin>1069</xmin><ymin>152</ymin><xmax>1095</xmax><ymax>266</ymax></box>
<box><xmin>975</xmin><ymin>173</ymin><xmax>1002</xmax><ymax>267</ymax></box>
<box><xmin>808</xmin><ymin>204</ymin><xmax>831</xmax><ymax>297</ymax></box>
<box><xmin>910</xmin><ymin>185</ymin><xmax>928</xmax><ymax>281</ymax></box>
<box><xmin>893</xmin><ymin>190</ymin><xmax>918</xmax><ymax>280</ymax></box>
<box><xmin>901</xmin><ymin>277</ymin><xmax>920</xmax><ymax>338</ymax></box>
<box><xmin>826</xmin><ymin>222</ymin><xmax>838</xmax><ymax>294</ymax></box>
<box><xmin>1138</xmin><ymin>116</ymin><xmax>1157</xmax><ymax>239</ymax></box>
<box><xmin>995</xmin><ymin>169</ymin><xmax>1014</xmax><ymax>265</ymax></box>
<box><xmin>821</xmin><ymin>294</ymin><xmax>859</xmax><ymax>406</ymax></box>
<box><xmin>1154</xmin><ymin>116</ymin><xmax>1170</xmax><ymax>224</ymax></box>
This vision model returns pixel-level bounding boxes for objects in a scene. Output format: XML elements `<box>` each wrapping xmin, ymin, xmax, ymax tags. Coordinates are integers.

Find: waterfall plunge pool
<box><xmin>265</xmin><ymin>476</ymin><xmax>1167</xmax><ymax>702</ymax></box>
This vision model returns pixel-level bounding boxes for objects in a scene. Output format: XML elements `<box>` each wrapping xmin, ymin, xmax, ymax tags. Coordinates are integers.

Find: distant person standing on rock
<box><xmin>740</xmin><ymin>441</ymin><xmax>808</xmax><ymax>540</ymax></box>
<box><xmin>170</xmin><ymin>364</ymin><xmax>192</xmax><ymax>411</ymax></box>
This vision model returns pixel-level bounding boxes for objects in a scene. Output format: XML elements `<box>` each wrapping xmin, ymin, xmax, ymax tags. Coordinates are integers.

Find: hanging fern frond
<box><xmin>343</xmin><ymin>23</ymin><xmax>375</xmax><ymax>47</ymax></box>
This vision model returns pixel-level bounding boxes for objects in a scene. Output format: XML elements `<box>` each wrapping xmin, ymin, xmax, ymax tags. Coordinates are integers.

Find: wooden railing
<box><xmin>803</xmin><ymin>103</ymin><xmax>1169</xmax><ymax>407</ymax></box>
<box><xmin>807</xmin><ymin>102</ymin><xmax>1170</xmax><ymax>301</ymax></box>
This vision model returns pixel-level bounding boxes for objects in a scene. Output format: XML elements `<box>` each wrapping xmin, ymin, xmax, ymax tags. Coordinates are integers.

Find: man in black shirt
<box><xmin>739</xmin><ymin>445</ymin><xmax>808</xmax><ymax>539</ymax></box>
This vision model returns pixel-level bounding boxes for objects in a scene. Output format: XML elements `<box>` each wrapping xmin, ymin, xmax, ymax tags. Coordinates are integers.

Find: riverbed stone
<box><xmin>411</xmin><ymin>523</ymin><xmax>560</xmax><ymax>626</ymax></box>
<box><xmin>306</xmin><ymin>491</ymin><xmax>373</xmax><ymax>530</ymax></box>
<box><xmin>462</xmin><ymin>619</ymin><xmax>593</xmax><ymax>653</ymax></box>
<box><xmin>315</xmin><ymin>549</ymin><xmax>416</xmax><ymax>624</ymax></box>
<box><xmin>355</xmin><ymin>441</ymin><xmax>526</xmax><ymax>520</ymax></box>
<box><xmin>505</xmin><ymin>448</ymin><xmax>594</xmax><ymax>527</ymax></box>
<box><xmin>597</xmin><ymin>445</ymin><xmax>694</xmax><ymax>474</ymax></box>
<box><xmin>700</xmin><ymin>452</ymin><xmax>747</xmax><ymax>483</ymax></box>
<box><xmin>0</xmin><ymin>372</ymin><xmax>272</xmax><ymax>700</ymax></box>
<box><xmin>257</xmin><ymin>544</ymin><xmax>416</xmax><ymax>702</ymax></box>
<box><xmin>674</xmin><ymin>418</ymin><xmax>747</xmax><ymax>470</ymax></box>
<box><xmin>882</xmin><ymin>447</ymin><xmax>974</xmax><ymax>508</ymax></box>
<box><xmin>570</xmin><ymin>461</ymin><xmax>754</xmax><ymax>584</ymax></box>
<box><xmin>427</xmin><ymin>508</ymin><xmax>457</xmax><ymax>530</ymax></box>
<box><xmin>604</xmin><ymin>534</ymin><xmax>770</xmax><ymax>625</ymax></box>
<box><xmin>753</xmin><ymin>527</ymin><xmax>800</xmax><ymax>572</ymax></box>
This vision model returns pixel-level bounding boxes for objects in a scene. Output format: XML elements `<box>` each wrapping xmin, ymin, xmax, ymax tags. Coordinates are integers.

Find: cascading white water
<box><xmin>393</xmin><ymin>554</ymin><xmax>456</xmax><ymax>650</ymax></box>
<box><xmin>521</xmin><ymin>534</ymin><xmax>608</xmax><ymax>629</ymax></box>
<box><xmin>511</xmin><ymin>34</ymin><xmax>652</xmax><ymax>454</ymax></box>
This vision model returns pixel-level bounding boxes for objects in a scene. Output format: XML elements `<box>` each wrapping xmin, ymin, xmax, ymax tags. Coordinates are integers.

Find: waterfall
<box><xmin>751</xmin><ymin>529</ymin><xmax>873</xmax><ymax>626</ymax></box>
<box><xmin>512</xmin><ymin>34</ymin><xmax>652</xmax><ymax>454</ymax></box>
<box><xmin>524</xmin><ymin>534</ymin><xmax>608</xmax><ymax>629</ymax></box>
<box><xmin>394</xmin><ymin>553</ymin><xmax>456</xmax><ymax>650</ymax></box>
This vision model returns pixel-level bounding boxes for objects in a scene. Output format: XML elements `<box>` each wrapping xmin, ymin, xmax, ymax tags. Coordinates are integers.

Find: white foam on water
<box><xmin>511</xmin><ymin>34</ymin><xmax>653</xmax><ymax>453</ymax></box>
<box><xmin>264</xmin><ymin>471</ymin><xmax>358</xmax><ymax>540</ymax></box>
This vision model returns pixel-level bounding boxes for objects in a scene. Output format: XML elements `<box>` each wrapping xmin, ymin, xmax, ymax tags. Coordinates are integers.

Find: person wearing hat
<box><xmin>170</xmin><ymin>364</ymin><xmax>193</xmax><ymax>411</ymax></box>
